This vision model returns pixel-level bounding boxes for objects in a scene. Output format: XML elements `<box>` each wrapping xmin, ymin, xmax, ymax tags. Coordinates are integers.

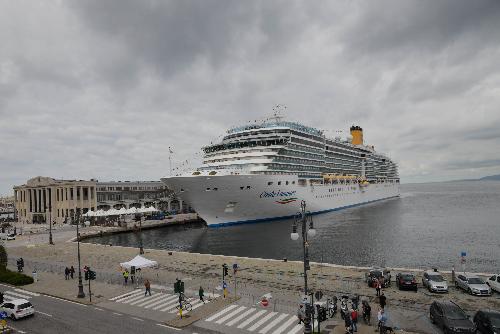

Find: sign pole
<box><xmin>461</xmin><ymin>251</ymin><xmax>466</xmax><ymax>274</ymax></box>
<box><xmin>88</xmin><ymin>277</ymin><xmax>92</xmax><ymax>303</ymax></box>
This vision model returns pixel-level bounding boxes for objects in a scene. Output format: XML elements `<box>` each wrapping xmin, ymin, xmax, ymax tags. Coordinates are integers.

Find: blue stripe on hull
<box><xmin>208</xmin><ymin>195</ymin><xmax>400</xmax><ymax>228</ymax></box>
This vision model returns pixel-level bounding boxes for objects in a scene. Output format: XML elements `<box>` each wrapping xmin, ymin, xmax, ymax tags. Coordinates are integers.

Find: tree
<box><xmin>0</xmin><ymin>245</ymin><xmax>7</xmax><ymax>270</ymax></box>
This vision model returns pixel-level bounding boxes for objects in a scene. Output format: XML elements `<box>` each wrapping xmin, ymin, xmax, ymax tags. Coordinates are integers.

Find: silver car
<box><xmin>455</xmin><ymin>273</ymin><xmax>491</xmax><ymax>296</ymax></box>
<box><xmin>422</xmin><ymin>270</ymin><xmax>448</xmax><ymax>293</ymax></box>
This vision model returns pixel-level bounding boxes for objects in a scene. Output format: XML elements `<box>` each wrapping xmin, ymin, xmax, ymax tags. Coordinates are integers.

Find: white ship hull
<box><xmin>162</xmin><ymin>174</ymin><xmax>400</xmax><ymax>227</ymax></box>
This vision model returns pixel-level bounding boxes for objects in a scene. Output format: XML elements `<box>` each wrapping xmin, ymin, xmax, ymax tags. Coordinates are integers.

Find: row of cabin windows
<box><xmin>316</xmin><ymin>192</ymin><xmax>359</xmax><ymax>198</ymax></box>
<box><xmin>267</xmin><ymin>181</ymin><xmax>296</xmax><ymax>186</ymax></box>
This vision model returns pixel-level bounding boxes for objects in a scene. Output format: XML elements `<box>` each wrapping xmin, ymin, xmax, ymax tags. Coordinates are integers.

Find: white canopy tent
<box><xmin>87</xmin><ymin>206</ymin><xmax>159</xmax><ymax>217</ymax></box>
<box><xmin>120</xmin><ymin>255</ymin><xmax>158</xmax><ymax>269</ymax></box>
<box><xmin>83</xmin><ymin>210</ymin><xmax>95</xmax><ymax>217</ymax></box>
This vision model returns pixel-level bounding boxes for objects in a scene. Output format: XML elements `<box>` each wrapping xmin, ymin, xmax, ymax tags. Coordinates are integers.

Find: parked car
<box><xmin>455</xmin><ymin>273</ymin><xmax>492</xmax><ymax>296</ymax></box>
<box><xmin>1</xmin><ymin>299</ymin><xmax>34</xmax><ymax>320</ymax></box>
<box><xmin>396</xmin><ymin>272</ymin><xmax>418</xmax><ymax>291</ymax></box>
<box><xmin>486</xmin><ymin>274</ymin><xmax>500</xmax><ymax>293</ymax></box>
<box><xmin>422</xmin><ymin>269</ymin><xmax>449</xmax><ymax>293</ymax></box>
<box><xmin>365</xmin><ymin>267</ymin><xmax>391</xmax><ymax>288</ymax></box>
<box><xmin>474</xmin><ymin>309</ymin><xmax>500</xmax><ymax>334</ymax></box>
<box><xmin>0</xmin><ymin>233</ymin><xmax>15</xmax><ymax>240</ymax></box>
<box><xmin>429</xmin><ymin>300</ymin><xmax>475</xmax><ymax>333</ymax></box>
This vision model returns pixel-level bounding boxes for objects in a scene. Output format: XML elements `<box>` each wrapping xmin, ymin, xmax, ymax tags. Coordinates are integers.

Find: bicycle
<box><xmin>176</xmin><ymin>300</ymin><xmax>192</xmax><ymax>312</ymax></box>
<box><xmin>176</xmin><ymin>294</ymin><xmax>192</xmax><ymax>312</ymax></box>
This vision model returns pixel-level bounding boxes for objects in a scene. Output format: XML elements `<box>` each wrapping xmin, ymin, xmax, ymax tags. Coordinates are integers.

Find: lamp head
<box><xmin>307</xmin><ymin>228</ymin><xmax>316</xmax><ymax>238</ymax></box>
<box><xmin>291</xmin><ymin>223</ymin><xmax>299</xmax><ymax>240</ymax></box>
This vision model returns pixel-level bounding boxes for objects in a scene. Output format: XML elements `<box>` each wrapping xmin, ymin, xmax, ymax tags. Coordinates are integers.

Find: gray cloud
<box><xmin>1</xmin><ymin>0</ymin><xmax>500</xmax><ymax>194</ymax></box>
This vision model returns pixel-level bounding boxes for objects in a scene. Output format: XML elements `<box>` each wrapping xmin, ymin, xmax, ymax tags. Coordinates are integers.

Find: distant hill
<box><xmin>479</xmin><ymin>174</ymin><xmax>500</xmax><ymax>181</ymax></box>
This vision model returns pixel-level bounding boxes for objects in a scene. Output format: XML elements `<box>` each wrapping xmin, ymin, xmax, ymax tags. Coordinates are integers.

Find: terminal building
<box><xmin>13</xmin><ymin>177</ymin><xmax>188</xmax><ymax>224</ymax></box>
<box><xmin>95</xmin><ymin>180</ymin><xmax>187</xmax><ymax>212</ymax></box>
<box><xmin>13</xmin><ymin>176</ymin><xmax>97</xmax><ymax>224</ymax></box>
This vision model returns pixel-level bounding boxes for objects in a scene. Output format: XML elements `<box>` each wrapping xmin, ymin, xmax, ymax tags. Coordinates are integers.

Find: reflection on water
<box><xmin>84</xmin><ymin>181</ymin><xmax>500</xmax><ymax>272</ymax></box>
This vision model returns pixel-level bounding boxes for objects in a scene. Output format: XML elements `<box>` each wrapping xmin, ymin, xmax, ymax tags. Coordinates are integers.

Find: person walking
<box><xmin>199</xmin><ymin>286</ymin><xmax>205</xmax><ymax>303</ymax></box>
<box><xmin>375</xmin><ymin>278</ymin><xmax>381</xmax><ymax>296</ymax></box>
<box><xmin>70</xmin><ymin>266</ymin><xmax>75</xmax><ymax>279</ymax></box>
<box><xmin>351</xmin><ymin>308</ymin><xmax>358</xmax><ymax>332</ymax></box>
<box><xmin>379</xmin><ymin>292</ymin><xmax>387</xmax><ymax>309</ymax></box>
<box><xmin>297</xmin><ymin>304</ymin><xmax>305</xmax><ymax>325</ymax></box>
<box><xmin>64</xmin><ymin>267</ymin><xmax>70</xmax><ymax>280</ymax></box>
<box><xmin>344</xmin><ymin>310</ymin><xmax>353</xmax><ymax>334</ymax></box>
<box><xmin>123</xmin><ymin>269</ymin><xmax>129</xmax><ymax>285</ymax></box>
<box><xmin>144</xmin><ymin>279</ymin><xmax>151</xmax><ymax>296</ymax></box>
<box><xmin>377</xmin><ymin>308</ymin><xmax>388</xmax><ymax>332</ymax></box>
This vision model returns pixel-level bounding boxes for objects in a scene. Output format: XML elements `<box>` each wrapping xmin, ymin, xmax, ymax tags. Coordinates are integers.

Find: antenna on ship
<box><xmin>270</xmin><ymin>104</ymin><xmax>286</xmax><ymax>123</ymax></box>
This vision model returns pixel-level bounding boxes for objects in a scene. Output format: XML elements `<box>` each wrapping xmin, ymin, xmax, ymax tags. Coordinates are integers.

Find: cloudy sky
<box><xmin>1</xmin><ymin>0</ymin><xmax>500</xmax><ymax>195</ymax></box>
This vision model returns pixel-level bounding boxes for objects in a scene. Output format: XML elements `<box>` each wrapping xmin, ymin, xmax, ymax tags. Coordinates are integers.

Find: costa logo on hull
<box><xmin>259</xmin><ymin>190</ymin><xmax>297</xmax><ymax>198</ymax></box>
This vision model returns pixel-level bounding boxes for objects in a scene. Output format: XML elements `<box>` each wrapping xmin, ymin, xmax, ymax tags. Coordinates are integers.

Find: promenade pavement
<box><xmin>4</xmin><ymin>221</ymin><xmax>499</xmax><ymax>334</ymax></box>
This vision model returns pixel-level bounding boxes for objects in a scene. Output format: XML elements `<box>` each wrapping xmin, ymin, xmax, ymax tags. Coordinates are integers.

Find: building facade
<box><xmin>0</xmin><ymin>196</ymin><xmax>14</xmax><ymax>213</ymax></box>
<box><xmin>13</xmin><ymin>176</ymin><xmax>97</xmax><ymax>224</ymax></box>
<box><xmin>96</xmin><ymin>181</ymin><xmax>186</xmax><ymax>212</ymax></box>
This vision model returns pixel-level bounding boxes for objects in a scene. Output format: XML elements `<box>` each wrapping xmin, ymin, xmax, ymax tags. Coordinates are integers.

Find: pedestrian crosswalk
<box><xmin>109</xmin><ymin>289</ymin><xmax>219</xmax><ymax>315</ymax></box>
<box><xmin>2</xmin><ymin>289</ymin><xmax>40</xmax><ymax>301</ymax></box>
<box><xmin>204</xmin><ymin>304</ymin><xmax>303</xmax><ymax>334</ymax></box>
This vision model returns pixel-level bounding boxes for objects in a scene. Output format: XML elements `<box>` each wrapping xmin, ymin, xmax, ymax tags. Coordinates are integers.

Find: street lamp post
<box><xmin>291</xmin><ymin>201</ymin><xmax>316</xmax><ymax>334</ymax></box>
<box><xmin>139</xmin><ymin>214</ymin><xmax>144</xmax><ymax>255</ymax></box>
<box><xmin>76</xmin><ymin>213</ymin><xmax>85</xmax><ymax>298</ymax></box>
<box><xmin>48</xmin><ymin>204</ymin><xmax>54</xmax><ymax>245</ymax></box>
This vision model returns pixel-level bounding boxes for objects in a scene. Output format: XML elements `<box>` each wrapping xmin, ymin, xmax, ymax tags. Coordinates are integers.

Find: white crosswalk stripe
<box><xmin>206</xmin><ymin>304</ymin><xmax>239</xmax><ymax>322</ymax></box>
<box><xmin>144</xmin><ymin>295</ymin><xmax>178</xmax><ymax>309</ymax></box>
<box><xmin>4</xmin><ymin>291</ymin><xmax>33</xmax><ymax>300</ymax></box>
<box><xmin>158</xmin><ymin>298</ymin><xmax>183</xmax><ymax>312</ymax></box>
<box><xmin>215</xmin><ymin>305</ymin><xmax>247</xmax><ymax>324</ymax></box>
<box><xmin>3</xmin><ymin>290</ymin><xmax>35</xmax><ymax>301</ymax></box>
<box><xmin>271</xmin><ymin>315</ymin><xmax>299</xmax><ymax>334</ymax></box>
<box><xmin>109</xmin><ymin>289</ymin><xmax>142</xmax><ymax>301</ymax></box>
<box><xmin>14</xmin><ymin>289</ymin><xmax>40</xmax><ymax>297</ymax></box>
<box><xmin>205</xmin><ymin>304</ymin><xmax>300</xmax><ymax>334</ymax></box>
<box><xmin>136</xmin><ymin>294</ymin><xmax>168</xmax><ymax>307</ymax></box>
<box><xmin>247</xmin><ymin>312</ymin><xmax>277</xmax><ymax>332</ymax></box>
<box><xmin>225</xmin><ymin>307</ymin><xmax>256</xmax><ymax>327</ymax></box>
<box><xmin>287</xmin><ymin>324</ymin><xmax>304</xmax><ymax>334</ymax></box>
<box><xmin>237</xmin><ymin>309</ymin><xmax>267</xmax><ymax>329</ymax></box>
<box><xmin>109</xmin><ymin>290</ymin><xmax>218</xmax><ymax>316</ymax></box>
<box><xmin>113</xmin><ymin>289</ymin><xmax>143</xmax><ymax>302</ymax></box>
<box><xmin>259</xmin><ymin>313</ymin><xmax>288</xmax><ymax>334</ymax></box>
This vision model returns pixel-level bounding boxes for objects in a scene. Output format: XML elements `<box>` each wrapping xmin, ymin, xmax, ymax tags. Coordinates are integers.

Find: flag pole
<box><xmin>169</xmin><ymin>147</ymin><xmax>173</xmax><ymax>176</ymax></box>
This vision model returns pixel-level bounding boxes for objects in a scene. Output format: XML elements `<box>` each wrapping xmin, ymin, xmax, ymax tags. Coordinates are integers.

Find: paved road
<box><xmin>0</xmin><ymin>284</ymin><xmax>213</xmax><ymax>334</ymax></box>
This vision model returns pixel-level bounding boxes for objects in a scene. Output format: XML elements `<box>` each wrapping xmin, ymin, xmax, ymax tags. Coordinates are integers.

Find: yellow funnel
<box><xmin>350</xmin><ymin>125</ymin><xmax>363</xmax><ymax>145</ymax></box>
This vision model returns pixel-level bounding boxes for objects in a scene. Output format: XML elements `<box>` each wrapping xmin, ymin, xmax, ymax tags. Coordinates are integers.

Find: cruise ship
<box><xmin>161</xmin><ymin>116</ymin><xmax>399</xmax><ymax>227</ymax></box>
